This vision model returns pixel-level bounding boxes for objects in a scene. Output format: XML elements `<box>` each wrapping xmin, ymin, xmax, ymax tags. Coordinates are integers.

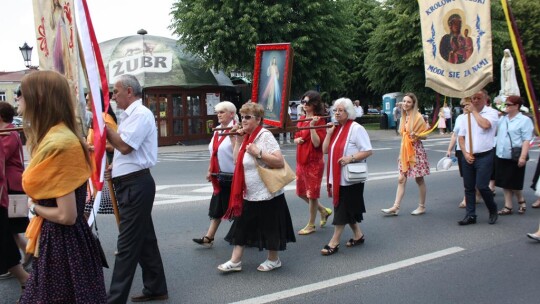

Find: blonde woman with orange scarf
<box><xmin>382</xmin><ymin>93</ymin><xmax>430</xmax><ymax>216</ymax></box>
<box><xmin>18</xmin><ymin>71</ymin><xmax>106</xmax><ymax>303</ymax></box>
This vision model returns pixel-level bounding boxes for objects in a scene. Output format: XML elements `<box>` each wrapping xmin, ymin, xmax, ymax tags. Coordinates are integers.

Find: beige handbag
<box><xmin>8</xmin><ymin>194</ymin><xmax>29</xmax><ymax>218</ymax></box>
<box><xmin>256</xmin><ymin>158</ymin><xmax>296</xmax><ymax>194</ymax></box>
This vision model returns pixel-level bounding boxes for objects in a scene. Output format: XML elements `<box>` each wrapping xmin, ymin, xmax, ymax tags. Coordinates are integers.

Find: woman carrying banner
<box><xmin>18</xmin><ymin>71</ymin><xmax>106</xmax><ymax>303</ymax></box>
<box><xmin>494</xmin><ymin>96</ymin><xmax>533</xmax><ymax>215</ymax></box>
<box><xmin>218</xmin><ymin>102</ymin><xmax>295</xmax><ymax>272</ymax></box>
<box><xmin>193</xmin><ymin>101</ymin><xmax>237</xmax><ymax>247</ymax></box>
<box><xmin>320</xmin><ymin>98</ymin><xmax>372</xmax><ymax>256</ymax></box>
<box><xmin>382</xmin><ymin>93</ymin><xmax>430</xmax><ymax>216</ymax></box>
<box><xmin>84</xmin><ymin>91</ymin><xmax>118</xmax><ymax>216</ymax></box>
<box><xmin>294</xmin><ymin>91</ymin><xmax>332</xmax><ymax>235</ymax></box>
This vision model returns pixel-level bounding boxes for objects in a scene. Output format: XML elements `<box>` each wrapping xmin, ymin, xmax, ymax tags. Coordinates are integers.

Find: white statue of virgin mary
<box><xmin>500</xmin><ymin>49</ymin><xmax>520</xmax><ymax>96</ymax></box>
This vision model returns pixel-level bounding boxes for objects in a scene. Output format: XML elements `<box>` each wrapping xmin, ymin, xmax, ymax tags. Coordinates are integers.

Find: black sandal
<box><xmin>497</xmin><ymin>206</ymin><xmax>513</xmax><ymax>215</ymax></box>
<box><xmin>192</xmin><ymin>236</ymin><xmax>214</xmax><ymax>247</ymax></box>
<box><xmin>321</xmin><ymin>244</ymin><xmax>339</xmax><ymax>256</ymax></box>
<box><xmin>346</xmin><ymin>235</ymin><xmax>365</xmax><ymax>247</ymax></box>
<box><xmin>518</xmin><ymin>201</ymin><xmax>527</xmax><ymax>214</ymax></box>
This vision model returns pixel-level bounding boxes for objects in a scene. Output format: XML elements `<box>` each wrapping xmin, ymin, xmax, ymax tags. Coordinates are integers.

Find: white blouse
<box><xmin>208</xmin><ymin>121</ymin><xmax>235</xmax><ymax>173</ymax></box>
<box><xmin>242</xmin><ymin>130</ymin><xmax>284</xmax><ymax>201</ymax></box>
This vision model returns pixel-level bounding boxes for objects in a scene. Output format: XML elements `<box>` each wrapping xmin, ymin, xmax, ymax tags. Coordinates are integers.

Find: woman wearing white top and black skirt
<box><xmin>321</xmin><ymin>98</ymin><xmax>373</xmax><ymax>256</ymax></box>
<box><xmin>219</xmin><ymin>102</ymin><xmax>295</xmax><ymax>272</ymax></box>
<box><xmin>193</xmin><ymin>101</ymin><xmax>237</xmax><ymax>247</ymax></box>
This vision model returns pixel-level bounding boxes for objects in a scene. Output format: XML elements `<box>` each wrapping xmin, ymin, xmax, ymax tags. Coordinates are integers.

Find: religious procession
<box><xmin>1</xmin><ymin>0</ymin><xmax>540</xmax><ymax>303</ymax></box>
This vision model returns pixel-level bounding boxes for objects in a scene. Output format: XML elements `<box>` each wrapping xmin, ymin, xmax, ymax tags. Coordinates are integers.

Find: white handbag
<box><xmin>8</xmin><ymin>194</ymin><xmax>29</xmax><ymax>218</ymax></box>
<box><xmin>345</xmin><ymin>162</ymin><xmax>368</xmax><ymax>183</ymax></box>
<box><xmin>535</xmin><ymin>178</ymin><xmax>540</xmax><ymax>197</ymax></box>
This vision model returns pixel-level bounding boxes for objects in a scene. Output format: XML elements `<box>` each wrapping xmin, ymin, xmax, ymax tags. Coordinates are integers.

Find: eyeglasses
<box><xmin>300</xmin><ymin>99</ymin><xmax>309</xmax><ymax>104</ymax></box>
<box><xmin>241</xmin><ymin>115</ymin><xmax>256</xmax><ymax>120</ymax></box>
<box><xmin>215</xmin><ymin>111</ymin><xmax>226</xmax><ymax>114</ymax></box>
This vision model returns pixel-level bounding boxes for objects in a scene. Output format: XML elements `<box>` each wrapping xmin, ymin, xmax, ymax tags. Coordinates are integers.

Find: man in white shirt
<box><xmin>457</xmin><ymin>89</ymin><xmax>499</xmax><ymax>226</ymax></box>
<box><xmin>354</xmin><ymin>100</ymin><xmax>364</xmax><ymax>124</ymax></box>
<box><xmin>392</xmin><ymin>103</ymin><xmax>401</xmax><ymax>135</ymax></box>
<box><xmin>106</xmin><ymin>75</ymin><xmax>168</xmax><ymax>303</ymax></box>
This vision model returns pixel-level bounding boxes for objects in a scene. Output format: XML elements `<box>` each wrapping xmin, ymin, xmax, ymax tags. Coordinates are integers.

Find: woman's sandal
<box><xmin>346</xmin><ymin>235</ymin><xmax>365</xmax><ymax>247</ymax></box>
<box><xmin>321</xmin><ymin>244</ymin><xmax>339</xmax><ymax>256</ymax></box>
<box><xmin>320</xmin><ymin>207</ymin><xmax>333</xmax><ymax>227</ymax></box>
<box><xmin>192</xmin><ymin>236</ymin><xmax>214</xmax><ymax>247</ymax></box>
<box><xmin>298</xmin><ymin>224</ymin><xmax>316</xmax><ymax>235</ymax></box>
<box><xmin>458</xmin><ymin>201</ymin><xmax>466</xmax><ymax>208</ymax></box>
<box><xmin>497</xmin><ymin>206</ymin><xmax>513</xmax><ymax>215</ymax></box>
<box><xmin>257</xmin><ymin>259</ymin><xmax>281</xmax><ymax>272</ymax></box>
<box><xmin>518</xmin><ymin>201</ymin><xmax>526</xmax><ymax>214</ymax></box>
<box><xmin>532</xmin><ymin>199</ymin><xmax>540</xmax><ymax>209</ymax></box>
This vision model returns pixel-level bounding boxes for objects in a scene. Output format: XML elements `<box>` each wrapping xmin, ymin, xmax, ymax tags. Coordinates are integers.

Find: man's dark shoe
<box><xmin>131</xmin><ymin>294</ymin><xmax>168</xmax><ymax>302</ymax></box>
<box><xmin>488</xmin><ymin>212</ymin><xmax>498</xmax><ymax>225</ymax></box>
<box><xmin>458</xmin><ymin>216</ymin><xmax>477</xmax><ymax>226</ymax></box>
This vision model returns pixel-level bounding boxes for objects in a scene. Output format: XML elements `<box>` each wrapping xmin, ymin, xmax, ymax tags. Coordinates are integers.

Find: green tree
<box><xmin>169</xmin><ymin>0</ymin><xmax>352</xmax><ymax>97</ymax></box>
<box><xmin>338</xmin><ymin>0</ymin><xmax>381</xmax><ymax>102</ymax></box>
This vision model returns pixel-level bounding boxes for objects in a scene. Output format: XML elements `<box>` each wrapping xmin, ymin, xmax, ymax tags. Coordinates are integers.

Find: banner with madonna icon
<box><xmin>418</xmin><ymin>0</ymin><xmax>493</xmax><ymax>98</ymax></box>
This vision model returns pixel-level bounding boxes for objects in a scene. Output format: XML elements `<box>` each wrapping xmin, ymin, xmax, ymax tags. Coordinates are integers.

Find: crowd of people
<box><xmin>2</xmin><ymin>70</ymin><xmax>540</xmax><ymax>303</ymax></box>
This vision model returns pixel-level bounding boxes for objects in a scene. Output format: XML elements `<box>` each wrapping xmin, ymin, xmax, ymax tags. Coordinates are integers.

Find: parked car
<box><xmin>367</xmin><ymin>108</ymin><xmax>380</xmax><ymax>114</ymax></box>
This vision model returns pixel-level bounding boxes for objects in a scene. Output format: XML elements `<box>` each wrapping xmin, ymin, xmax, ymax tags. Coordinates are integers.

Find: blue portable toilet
<box><xmin>383</xmin><ymin>92</ymin><xmax>405</xmax><ymax>129</ymax></box>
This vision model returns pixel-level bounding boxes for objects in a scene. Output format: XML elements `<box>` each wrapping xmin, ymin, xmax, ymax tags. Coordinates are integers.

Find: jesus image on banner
<box><xmin>439</xmin><ymin>12</ymin><xmax>473</xmax><ymax>64</ymax></box>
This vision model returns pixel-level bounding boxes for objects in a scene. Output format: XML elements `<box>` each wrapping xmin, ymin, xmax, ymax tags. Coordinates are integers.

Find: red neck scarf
<box><xmin>223</xmin><ymin>125</ymin><xmax>263</xmax><ymax>219</ymax></box>
<box><xmin>327</xmin><ymin>120</ymin><xmax>353</xmax><ymax>207</ymax></box>
<box><xmin>209</xmin><ymin>122</ymin><xmax>233</xmax><ymax>194</ymax></box>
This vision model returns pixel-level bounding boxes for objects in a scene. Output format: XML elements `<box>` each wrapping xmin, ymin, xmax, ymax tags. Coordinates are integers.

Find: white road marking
<box><xmin>154</xmin><ymin>167</ymin><xmax>458</xmax><ymax>205</ymax></box>
<box><xmin>230</xmin><ymin>247</ymin><xmax>465</xmax><ymax>304</ymax></box>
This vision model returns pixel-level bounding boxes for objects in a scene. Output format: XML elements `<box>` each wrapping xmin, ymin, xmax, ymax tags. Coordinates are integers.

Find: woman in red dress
<box><xmin>294</xmin><ymin>91</ymin><xmax>332</xmax><ymax>235</ymax></box>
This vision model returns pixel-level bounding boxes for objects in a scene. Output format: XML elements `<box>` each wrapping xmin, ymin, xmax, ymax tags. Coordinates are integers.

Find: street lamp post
<box><xmin>19</xmin><ymin>42</ymin><xmax>38</xmax><ymax>69</ymax></box>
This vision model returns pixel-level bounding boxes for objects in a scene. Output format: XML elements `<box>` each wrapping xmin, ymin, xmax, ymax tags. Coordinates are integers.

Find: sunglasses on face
<box><xmin>300</xmin><ymin>99</ymin><xmax>309</xmax><ymax>104</ymax></box>
<box><xmin>241</xmin><ymin>115</ymin><xmax>256</xmax><ymax>120</ymax></box>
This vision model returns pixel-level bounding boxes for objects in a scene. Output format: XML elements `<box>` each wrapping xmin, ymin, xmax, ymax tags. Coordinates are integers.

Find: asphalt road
<box><xmin>2</xmin><ymin>135</ymin><xmax>540</xmax><ymax>304</ymax></box>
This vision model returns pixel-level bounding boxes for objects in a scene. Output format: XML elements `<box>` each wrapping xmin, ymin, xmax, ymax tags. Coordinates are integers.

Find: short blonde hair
<box><xmin>239</xmin><ymin>102</ymin><xmax>264</xmax><ymax>124</ymax></box>
<box><xmin>215</xmin><ymin>101</ymin><xmax>236</xmax><ymax>113</ymax></box>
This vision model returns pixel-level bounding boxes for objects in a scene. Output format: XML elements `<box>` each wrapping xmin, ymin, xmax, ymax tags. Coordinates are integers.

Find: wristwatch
<box><xmin>351</xmin><ymin>155</ymin><xmax>356</xmax><ymax>163</ymax></box>
<box><xmin>29</xmin><ymin>203</ymin><xmax>37</xmax><ymax>215</ymax></box>
<box><xmin>257</xmin><ymin>149</ymin><xmax>263</xmax><ymax>159</ymax></box>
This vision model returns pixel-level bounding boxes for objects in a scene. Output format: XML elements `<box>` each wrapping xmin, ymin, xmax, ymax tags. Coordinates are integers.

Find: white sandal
<box><xmin>217</xmin><ymin>260</ymin><xmax>242</xmax><ymax>272</ymax></box>
<box><xmin>257</xmin><ymin>259</ymin><xmax>281</xmax><ymax>272</ymax></box>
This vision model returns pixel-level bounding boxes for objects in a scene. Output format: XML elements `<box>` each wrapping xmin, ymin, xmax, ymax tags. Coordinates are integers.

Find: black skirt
<box><xmin>332</xmin><ymin>182</ymin><xmax>366</xmax><ymax>225</ymax></box>
<box><xmin>0</xmin><ymin>207</ymin><xmax>22</xmax><ymax>273</ymax></box>
<box><xmin>225</xmin><ymin>194</ymin><xmax>296</xmax><ymax>251</ymax></box>
<box><xmin>208</xmin><ymin>180</ymin><xmax>232</xmax><ymax>219</ymax></box>
<box><xmin>495</xmin><ymin>156</ymin><xmax>526</xmax><ymax>190</ymax></box>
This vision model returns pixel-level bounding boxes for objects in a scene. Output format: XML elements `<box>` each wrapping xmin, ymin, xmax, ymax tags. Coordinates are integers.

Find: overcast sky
<box><xmin>0</xmin><ymin>0</ymin><xmax>177</xmax><ymax>72</ymax></box>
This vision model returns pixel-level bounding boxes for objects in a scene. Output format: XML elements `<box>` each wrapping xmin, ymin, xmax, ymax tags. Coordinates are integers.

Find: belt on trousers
<box><xmin>473</xmin><ymin>150</ymin><xmax>492</xmax><ymax>157</ymax></box>
<box><xmin>112</xmin><ymin>168</ymin><xmax>150</xmax><ymax>184</ymax></box>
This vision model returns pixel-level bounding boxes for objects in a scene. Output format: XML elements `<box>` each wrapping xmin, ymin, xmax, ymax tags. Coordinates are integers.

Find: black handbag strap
<box><xmin>505</xmin><ymin>119</ymin><xmax>513</xmax><ymax>149</ymax></box>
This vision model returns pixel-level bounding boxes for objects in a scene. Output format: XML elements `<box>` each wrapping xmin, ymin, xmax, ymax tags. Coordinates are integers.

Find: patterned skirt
<box><xmin>398</xmin><ymin>140</ymin><xmax>430</xmax><ymax>178</ymax></box>
<box><xmin>84</xmin><ymin>182</ymin><xmax>114</xmax><ymax>214</ymax></box>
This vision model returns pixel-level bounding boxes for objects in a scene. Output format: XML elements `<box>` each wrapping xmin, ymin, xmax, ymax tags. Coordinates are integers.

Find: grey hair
<box><xmin>334</xmin><ymin>98</ymin><xmax>356</xmax><ymax>120</ymax></box>
<box><xmin>117</xmin><ymin>74</ymin><xmax>142</xmax><ymax>97</ymax></box>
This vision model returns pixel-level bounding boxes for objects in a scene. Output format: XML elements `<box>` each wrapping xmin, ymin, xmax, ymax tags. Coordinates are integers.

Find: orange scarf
<box><xmin>399</xmin><ymin>112</ymin><xmax>426</xmax><ymax>172</ymax></box>
<box><xmin>23</xmin><ymin>123</ymin><xmax>91</xmax><ymax>256</ymax></box>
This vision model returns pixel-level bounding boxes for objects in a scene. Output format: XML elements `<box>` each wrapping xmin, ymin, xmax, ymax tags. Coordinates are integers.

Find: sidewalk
<box><xmin>157</xmin><ymin>129</ymin><xmax>452</xmax><ymax>154</ymax></box>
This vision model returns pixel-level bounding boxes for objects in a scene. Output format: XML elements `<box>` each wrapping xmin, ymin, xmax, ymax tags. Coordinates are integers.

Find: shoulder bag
<box><xmin>7</xmin><ymin>141</ymin><xmax>29</xmax><ymax>218</ymax></box>
<box><xmin>256</xmin><ymin>158</ymin><xmax>296</xmax><ymax>194</ymax></box>
<box><xmin>345</xmin><ymin>162</ymin><xmax>368</xmax><ymax>183</ymax></box>
<box><xmin>506</xmin><ymin>120</ymin><xmax>529</xmax><ymax>162</ymax></box>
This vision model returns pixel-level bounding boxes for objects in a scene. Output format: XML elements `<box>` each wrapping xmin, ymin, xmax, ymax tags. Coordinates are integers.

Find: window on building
<box><xmin>0</xmin><ymin>92</ymin><xmax>6</xmax><ymax>101</ymax></box>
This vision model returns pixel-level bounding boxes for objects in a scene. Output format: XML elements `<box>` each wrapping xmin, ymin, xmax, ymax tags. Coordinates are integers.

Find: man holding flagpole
<box><xmin>105</xmin><ymin>74</ymin><xmax>168</xmax><ymax>303</ymax></box>
<box><xmin>457</xmin><ymin>90</ymin><xmax>499</xmax><ymax>225</ymax></box>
